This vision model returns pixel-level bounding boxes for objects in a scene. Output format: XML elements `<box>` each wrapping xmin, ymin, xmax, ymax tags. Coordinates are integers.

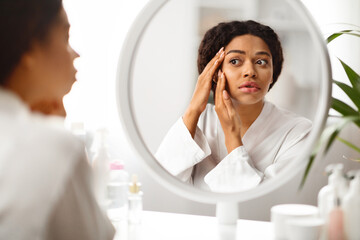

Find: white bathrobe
<box><xmin>156</xmin><ymin>101</ymin><xmax>312</xmax><ymax>192</ymax></box>
<box><xmin>0</xmin><ymin>88</ymin><xmax>115</xmax><ymax>240</ymax></box>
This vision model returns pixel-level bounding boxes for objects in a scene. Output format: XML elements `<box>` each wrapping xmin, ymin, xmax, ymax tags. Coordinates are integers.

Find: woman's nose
<box><xmin>69</xmin><ymin>45</ymin><xmax>80</xmax><ymax>59</ymax></box>
<box><xmin>72</xmin><ymin>48</ymin><xmax>80</xmax><ymax>59</ymax></box>
<box><xmin>243</xmin><ymin>61</ymin><xmax>256</xmax><ymax>78</ymax></box>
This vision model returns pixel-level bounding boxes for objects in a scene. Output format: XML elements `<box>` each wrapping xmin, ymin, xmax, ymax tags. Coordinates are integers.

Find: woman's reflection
<box><xmin>156</xmin><ymin>20</ymin><xmax>312</xmax><ymax>192</ymax></box>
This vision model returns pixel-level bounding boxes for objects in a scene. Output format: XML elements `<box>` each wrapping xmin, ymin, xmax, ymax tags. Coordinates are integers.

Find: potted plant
<box><xmin>301</xmin><ymin>26</ymin><xmax>360</xmax><ymax>187</ymax></box>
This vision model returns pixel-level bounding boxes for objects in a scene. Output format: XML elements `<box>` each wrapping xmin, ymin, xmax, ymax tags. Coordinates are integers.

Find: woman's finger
<box><xmin>219</xmin><ymin>71</ymin><xmax>226</xmax><ymax>91</ymax></box>
<box><xmin>218</xmin><ymin>71</ymin><xmax>230</xmax><ymax>117</ymax></box>
<box><xmin>215</xmin><ymin>70</ymin><xmax>224</xmax><ymax>106</ymax></box>
<box><xmin>207</xmin><ymin>47</ymin><xmax>224</xmax><ymax>69</ymax></box>
<box><xmin>222</xmin><ymin>90</ymin><xmax>231</xmax><ymax>108</ymax></box>
<box><xmin>207</xmin><ymin>49</ymin><xmax>225</xmax><ymax>79</ymax></box>
<box><xmin>218</xmin><ymin>72</ymin><xmax>232</xmax><ymax>116</ymax></box>
<box><xmin>202</xmin><ymin>47</ymin><xmax>225</xmax><ymax>79</ymax></box>
<box><xmin>222</xmin><ymin>89</ymin><xmax>236</xmax><ymax>119</ymax></box>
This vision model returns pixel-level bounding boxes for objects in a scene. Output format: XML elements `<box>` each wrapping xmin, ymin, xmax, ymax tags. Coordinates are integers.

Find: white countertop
<box><xmin>112</xmin><ymin>211</ymin><xmax>274</xmax><ymax>240</ymax></box>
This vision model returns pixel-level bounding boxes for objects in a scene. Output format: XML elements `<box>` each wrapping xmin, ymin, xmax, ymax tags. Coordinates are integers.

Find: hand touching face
<box><xmin>214</xmin><ymin>70</ymin><xmax>243</xmax><ymax>153</ymax></box>
<box><xmin>183</xmin><ymin>47</ymin><xmax>225</xmax><ymax>138</ymax></box>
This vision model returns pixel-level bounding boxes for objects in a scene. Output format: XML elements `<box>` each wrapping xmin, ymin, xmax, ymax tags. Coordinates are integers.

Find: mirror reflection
<box><xmin>131</xmin><ymin>0</ymin><xmax>321</xmax><ymax>193</ymax></box>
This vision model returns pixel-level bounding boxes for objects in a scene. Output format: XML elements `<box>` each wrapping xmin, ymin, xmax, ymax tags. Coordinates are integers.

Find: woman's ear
<box><xmin>20</xmin><ymin>53</ymin><xmax>35</xmax><ymax>70</ymax></box>
<box><xmin>21</xmin><ymin>41</ymin><xmax>43</xmax><ymax>69</ymax></box>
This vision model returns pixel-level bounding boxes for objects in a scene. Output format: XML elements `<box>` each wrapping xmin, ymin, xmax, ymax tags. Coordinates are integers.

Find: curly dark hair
<box><xmin>197</xmin><ymin>20</ymin><xmax>284</xmax><ymax>93</ymax></box>
<box><xmin>0</xmin><ymin>0</ymin><xmax>62</xmax><ymax>86</ymax></box>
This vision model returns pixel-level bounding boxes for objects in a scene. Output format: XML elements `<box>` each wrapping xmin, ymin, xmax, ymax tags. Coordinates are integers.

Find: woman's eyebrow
<box><xmin>226</xmin><ymin>50</ymin><xmax>245</xmax><ymax>55</ymax></box>
<box><xmin>226</xmin><ymin>49</ymin><xmax>271</xmax><ymax>57</ymax></box>
<box><xmin>256</xmin><ymin>51</ymin><xmax>271</xmax><ymax>57</ymax></box>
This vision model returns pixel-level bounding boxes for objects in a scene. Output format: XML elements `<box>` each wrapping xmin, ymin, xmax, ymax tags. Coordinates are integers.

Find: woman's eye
<box><xmin>256</xmin><ymin>59</ymin><xmax>268</xmax><ymax>65</ymax></box>
<box><xmin>229</xmin><ymin>59</ymin><xmax>240</xmax><ymax>65</ymax></box>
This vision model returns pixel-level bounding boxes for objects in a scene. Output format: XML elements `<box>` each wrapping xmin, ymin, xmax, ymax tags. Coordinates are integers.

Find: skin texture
<box><xmin>4</xmin><ymin>7</ymin><xmax>78</xmax><ymax>117</ymax></box>
<box><xmin>184</xmin><ymin>34</ymin><xmax>273</xmax><ymax>153</ymax></box>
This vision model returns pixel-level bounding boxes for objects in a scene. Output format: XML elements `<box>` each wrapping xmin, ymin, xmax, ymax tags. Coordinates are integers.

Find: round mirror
<box><xmin>116</xmin><ymin>0</ymin><xmax>331</xmax><ymax>205</ymax></box>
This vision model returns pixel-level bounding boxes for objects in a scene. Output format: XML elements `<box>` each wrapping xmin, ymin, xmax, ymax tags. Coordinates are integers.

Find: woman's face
<box><xmin>28</xmin><ymin>7</ymin><xmax>79</xmax><ymax>101</ymax></box>
<box><xmin>221</xmin><ymin>34</ymin><xmax>273</xmax><ymax>106</ymax></box>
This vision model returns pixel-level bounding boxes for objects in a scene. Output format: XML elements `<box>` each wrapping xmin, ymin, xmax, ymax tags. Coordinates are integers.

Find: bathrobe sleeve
<box><xmin>155</xmin><ymin>117</ymin><xmax>211</xmax><ymax>183</ymax></box>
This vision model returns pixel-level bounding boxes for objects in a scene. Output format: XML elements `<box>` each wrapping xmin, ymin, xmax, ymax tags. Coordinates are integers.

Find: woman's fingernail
<box><xmin>214</xmin><ymin>60</ymin><xmax>218</xmax><ymax>65</ymax></box>
<box><xmin>220</xmin><ymin>51</ymin><xmax>224</xmax><ymax>58</ymax></box>
<box><xmin>223</xmin><ymin>90</ymin><xmax>229</xmax><ymax>99</ymax></box>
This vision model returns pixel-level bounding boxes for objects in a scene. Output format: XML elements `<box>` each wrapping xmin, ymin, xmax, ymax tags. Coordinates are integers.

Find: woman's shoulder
<box><xmin>267</xmin><ymin>101</ymin><xmax>312</xmax><ymax>127</ymax></box>
<box><xmin>18</xmin><ymin>114</ymin><xmax>85</xmax><ymax>162</ymax></box>
<box><xmin>265</xmin><ymin>102</ymin><xmax>312</xmax><ymax>142</ymax></box>
<box><xmin>0</xmin><ymin>114</ymin><xmax>88</xmax><ymax>237</ymax></box>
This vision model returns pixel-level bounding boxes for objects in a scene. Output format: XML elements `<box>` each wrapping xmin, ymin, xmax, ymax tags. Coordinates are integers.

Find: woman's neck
<box><xmin>4</xmin><ymin>73</ymin><xmax>65</xmax><ymax>117</ymax></box>
<box><xmin>234</xmin><ymin>100</ymin><xmax>265</xmax><ymax>136</ymax></box>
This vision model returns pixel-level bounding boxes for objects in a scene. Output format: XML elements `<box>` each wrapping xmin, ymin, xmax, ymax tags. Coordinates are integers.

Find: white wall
<box><xmin>131</xmin><ymin>0</ymin><xmax>197</xmax><ymax>153</ymax></box>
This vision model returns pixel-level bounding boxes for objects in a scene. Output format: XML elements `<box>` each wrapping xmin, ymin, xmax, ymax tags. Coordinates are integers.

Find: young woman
<box><xmin>0</xmin><ymin>0</ymin><xmax>114</xmax><ymax>239</ymax></box>
<box><xmin>156</xmin><ymin>20</ymin><xmax>312</xmax><ymax>192</ymax></box>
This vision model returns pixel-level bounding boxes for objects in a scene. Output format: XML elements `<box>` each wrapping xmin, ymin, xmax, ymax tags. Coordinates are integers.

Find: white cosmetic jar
<box><xmin>271</xmin><ymin>204</ymin><xmax>319</xmax><ymax>240</ymax></box>
<box><xmin>286</xmin><ymin>217</ymin><xmax>324</xmax><ymax>240</ymax></box>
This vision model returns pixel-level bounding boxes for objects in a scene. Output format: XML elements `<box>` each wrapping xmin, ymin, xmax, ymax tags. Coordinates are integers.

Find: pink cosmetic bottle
<box><xmin>328</xmin><ymin>197</ymin><xmax>345</xmax><ymax>240</ymax></box>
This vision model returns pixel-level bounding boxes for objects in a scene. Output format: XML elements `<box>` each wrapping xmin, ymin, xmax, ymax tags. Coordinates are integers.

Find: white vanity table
<box><xmin>112</xmin><ymin>211</ymin><xmax>273</xmax><ymax>240</ymax></box>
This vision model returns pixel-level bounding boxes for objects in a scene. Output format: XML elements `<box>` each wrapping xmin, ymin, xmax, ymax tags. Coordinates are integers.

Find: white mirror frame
<box><xmin>116</xmin><ymin>0</ymin><xmax>332</xmax><ymax>222</ymax></box>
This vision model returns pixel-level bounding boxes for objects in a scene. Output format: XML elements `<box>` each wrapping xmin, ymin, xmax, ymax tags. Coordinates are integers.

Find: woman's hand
<box><xmin>215</xmin><ymin>70</ymin><xmax>243</xmax><ymax>153</ymax></box>
<box><xmin>183</xmin><ymin>47</ymin><xmax>225</xmax><ymax>138</ymax></box>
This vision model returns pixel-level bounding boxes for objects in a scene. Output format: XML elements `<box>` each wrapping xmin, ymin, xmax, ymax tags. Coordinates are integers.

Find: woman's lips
<box><xmin>239</xmin><ymin>81</ymin><xmax>260</xmax><ymax>93</ymax></box>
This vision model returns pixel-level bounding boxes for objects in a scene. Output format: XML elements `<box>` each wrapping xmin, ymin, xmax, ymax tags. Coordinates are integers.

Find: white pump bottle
<box><xmin>92</xmin><ymin>128</ymin><xmax>111</xmax><ymax>209</ymax></box>
<box><xmin>318</xmin><ymin>163</ymin><xmax>348</xmax><ymax>218</ymax></box>
<box><xmin>318</xmin><ymin>164</ymin><xmax>348</xmax><ymax>240</ymax></box>
<box><xmin>343</xmin><ymin>171</ymin><xmax>360</xmax><ymax>240</ymax></box>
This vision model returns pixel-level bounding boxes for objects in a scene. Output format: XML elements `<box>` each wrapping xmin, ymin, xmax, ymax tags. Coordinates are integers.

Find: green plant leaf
<box><xmin>336</xmin><ymin>136</ymin><xmax>360</xmax><ymax>153</ymax></box>
<box><xmin>338</xmin><ymin>59</ymin><xmax>360</xmax><ymax>93</ymax></box>
<box><xmin>324</xmin><ymin>116</ymin><xmax>360</xmax><ymax>153</ymax></box>
<box><xmin>327</xmin><ymin>30</ymin><xmax>360</xmax><ymax>43</ymax></box>
<box><xmin>333</xmin><ymin>80</ymin><xmax>360</xmax><ymax>111</ymax></box>
<box><xmin>331</xmin><ymin>98</ymin><xmax>360</xmax><ymax>127</ymax></box>
<box><xmin>299</xmin><ymin>137</ymin><xmax>325</xmax><ymax>189</ymax></box>
<box><xmin>327</xmin><ymin>30</ymin><xmax>352</xmax><ymax>43</ymax></box>
<box><xmin>300</xmin><ymin>153</ymin><xmax>316</xmax><ymax>190</ymax></box>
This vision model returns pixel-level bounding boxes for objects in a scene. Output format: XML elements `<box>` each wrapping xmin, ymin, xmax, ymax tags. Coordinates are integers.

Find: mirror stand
<box><xmin>216</xmin><ymin>202</ymin><xmax>238</xmax><ymax>225</ymax></box>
